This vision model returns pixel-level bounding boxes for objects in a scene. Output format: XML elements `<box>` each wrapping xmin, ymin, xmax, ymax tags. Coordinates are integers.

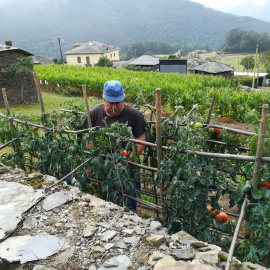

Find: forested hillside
<box><xmin>1</xmin><ymin>0</ymin><xmax>270</xmax><ymax>57</ymax></box>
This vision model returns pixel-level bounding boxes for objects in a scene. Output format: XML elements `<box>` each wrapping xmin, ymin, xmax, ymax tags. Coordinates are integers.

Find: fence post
<box><xmin>206</xmin><ymin>93</ymin><xmax>216</xmax><ymax>124</ymax></box>
<box><xmin>252</xmin><ymin>104</ymin><xmax>268</xmax><ymax>191</ymax></box>
<box><xmin>1</xmin><ymin>88</ymin><xmax>10</xmax><ymax>116</ymax></box>
<box><xmin>33</xmin><ymin>72</ymin><xmax>46</xmax><ymax>124</ymax></box>
<box><xmin>155</xmin><ymin>88</ymin><xmax>163</xmax><ymax>206</ymax></box>
<box><xmin>82</xmin><ymin>84</ymin><xmax>92</xmax><ymax>128</ymax></box>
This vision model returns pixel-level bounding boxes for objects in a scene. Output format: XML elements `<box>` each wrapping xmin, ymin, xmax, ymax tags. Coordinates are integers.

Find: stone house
<box><xmin>128</xmin><ymin>55</ymin><xmax>159</xmax><ymax>68</ymax></box>
<box><xmin>65</xmin><ymin>40</ymin><xmax>120</xmax><ymax>67</ymax></box>
<box><xmin>189</xmin><ymin>62</ymin><xmax>234</xmax><ymax>78</ymax></box>
<box><xmin>0</xmin><ymin>41</ymin><xmax>38</xmax><ymax>107</ymax></box>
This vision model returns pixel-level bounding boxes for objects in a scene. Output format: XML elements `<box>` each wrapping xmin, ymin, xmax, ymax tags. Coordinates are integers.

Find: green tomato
<box><xmin>194</xmin><ymin>122</ymin><xmax>203</xmax><ymax>128</ymax></box>
<box><xmin>208</xmin><ymin>128</ymin><xmax>215</xmax><ymax>133</ymax></box>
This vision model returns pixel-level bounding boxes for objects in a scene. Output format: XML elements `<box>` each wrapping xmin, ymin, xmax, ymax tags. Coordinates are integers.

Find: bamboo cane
<box><xmin>1</xmin><ymin>89</ymin><xmax>10</xmax><ymax>116</ymax></box>
<box><xmin>82</xmin><ymin>84</ymin><xmax>92</xmax><ymax>128</ymax></box>
<box><xmin>225</xmin><ymin>195</ymin><xmax>248</xmax><ymax>270</ymax></box>
<box><xmin>33</xmin><ymin>72</ymin><xmax>46</xmax><ymax>124</ymax></box>
<box><xmin>206</xmin><ymin>93</ymin><xmax>216</xmax><ymax>124</ymax></box>
<box><xmin>252</xmin><ymin>104</ymin><xmax>268</xmax><ymax>191</ymax></box>
<box><xmin>155</xmin><ymin>88</ymin><xmax>164</xmax><ymax>205</ymax></box>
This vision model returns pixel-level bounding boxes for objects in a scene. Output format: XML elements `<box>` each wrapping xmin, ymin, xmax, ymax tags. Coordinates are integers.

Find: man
<box><xmin>82</xmin><ymin>80</ymin><xmax>146</xmax><ymax>209</ymax></box>
<box><xmin>83</xmin><ymin>80</ymin><xmax>146</xmax><ymax>155</ymax></box>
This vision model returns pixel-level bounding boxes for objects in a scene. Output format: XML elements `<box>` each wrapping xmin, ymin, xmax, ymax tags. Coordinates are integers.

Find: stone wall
<box><xmin>0</xmin><ymin>50</ymin><xmax>38</xmax><ymax>107</ymax></box>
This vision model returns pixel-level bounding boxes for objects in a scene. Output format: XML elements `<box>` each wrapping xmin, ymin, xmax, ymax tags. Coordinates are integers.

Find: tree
<box><xmin>1</xmin><ymin>57</ymin><xmax>34</xmax><ymax>102</ymax></box>
<box><xmin>240</xmin><ymin>55</ymin><xmax>255</xmax><ymax>71</ymax></box>
<box><xmin>95</xmin><ymin>56</ymin><xmax>113</xmax><ymax>67</ymax></box>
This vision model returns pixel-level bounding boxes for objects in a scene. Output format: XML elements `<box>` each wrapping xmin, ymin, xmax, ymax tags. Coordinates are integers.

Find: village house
<box><xmin>189</xmin><ymin>62</ymin><xmax>234</xmax><ymax>78</ymax></box>
<box><xmin>128</xmin><ymin>55</ymin><xmax>159</xmax><ymax>69</ymax></box>
<box><xmin>31</xmin><ymin>55</ymin><xmax>54</xmax><ymax>65</ymax></box>
<box><xmin>65</xmin><ymin>40</ymin><xmax>120</xmax><ymax>67</ymax></box>
<box><xmin>0</xmin><ymin>41</ymin><xmax>38</xmax><ymax>107</ymax></box>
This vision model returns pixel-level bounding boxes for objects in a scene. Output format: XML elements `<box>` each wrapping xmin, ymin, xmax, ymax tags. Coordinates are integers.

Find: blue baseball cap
<box><xmin>103</xmin><ymin>80</ymin><xmax>125</xmax><ymax>102</ymax></box>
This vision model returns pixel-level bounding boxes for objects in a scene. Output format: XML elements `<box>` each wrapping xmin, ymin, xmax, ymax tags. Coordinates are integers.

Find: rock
<box><xmin>148</xmin><ymin>251</ymin><xmax>168</xmax><ymax>265</ymax></box>
<box><xmin>154</xmin><ymin>255</ymin><xmax>176</xmax><ymax>270</ymax></box>
<box><xmin>134</xmin><ymin>226</ymin><xmax>145</xmax><ymax>235</ymax></box>
<box><xmin>123</xmin><ymin>236</ymin><xmax>139</xmax><ymax>245</ymax></box>
<box><xmin>172</xmin><ymin>246</ymin><xmax>195</xmax><ymax>260</ymax></box>
<box><xmin>0</xmin><ymin>181</ymin><xmax>43</xmax><ymax>240</ymax></box>
<box><xmin>83</xmin><ymin>224</ymin><xmax>98</xmax><ymax>238</ymax></box>
<box><xmin>33</xmin><ymin>265</ymin><xmax>56</xmax><ymax>270</ymax></box>
<box><xmin>0</xmin><ymin>235</ymin><xmax>31</xmax><ymax>262</ymax></box>
<box><xmin>113</xmin><ymin>238</ymin><xmax>127</xmax><ymax>249</ymax></box>
<box><xmin>146</xmin><ymin>234</ymin><xmax>165</xmax><ymax>246</ymax></box>
<box><xmin>190</xmin><ymin>241</ymin><xmax>208</xmax><ymax>248</ymax></box>
<box><xmin>104</xmin><ymin>243</ymin><xmax>114</xmax><ymax>250</ymax></box>
<box><xmin>43</xmin><ymin>189</ymin><xmax>80</xmax><ymax>211</ymax></box>
<box><xmin>23</xmin><ymin>217</ymin><xmax>38</xmax><ymax>230</ymax></box>
<box><xmin>101</xmin><ymin>230</ymin><xmax>117</xmax><ymax>242</ymax></box>
<box><xmin>172</xmin><ymin>230</ymin><xmax>198</xmax><ymax>241</ymax></box>
<box><xmin>98</xmin><ymin>255</ymin><xmax>132</xmax><ymax>270</ymax></box>
<box><xmin>150</xmin><ymin>221</ymin><xmax>163</xmax><ymax>231</ymax></box>
<box><xmin>92</xmin><ymin>246</ymin><xmax>106</xmax><ymax>253</ymax></box>
<box><xmin>18</xmin><ymin>234</ymin><xmax>70</xmax><ymax>263</ymax></box>
<box><xmin>53</xmin><ymin>246</ymin><xmax>75</xmax><ymax>265</ymax></box>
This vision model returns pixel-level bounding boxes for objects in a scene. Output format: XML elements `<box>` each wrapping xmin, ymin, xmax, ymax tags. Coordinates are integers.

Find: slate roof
<box><xmin>31</xmin><ymin>55</ymin><xmax>54</xmax><ymax>65</ymax></box>
<box><xmin>189</xmin><ymin>62</ymin><xmax>234</xmax><ymax>73</ymax></box>
<box><xmin>129</xmin><ymin>55</ymin><xmax>159</xmax><ymax>66</ymax></box>
<box><xmin>65</xmin><ymin>40</ymin><xmax>118</xmax><ymax>55</ymax></box>
<box><xmin>0</xmin><ymin>44</ymin><xmax>32</xmax><ymax>56</ymax></box>
<box><xmin>186</xmin><ymin>57</ymin><xmax>207</xmax><ymax>70</ymax></box>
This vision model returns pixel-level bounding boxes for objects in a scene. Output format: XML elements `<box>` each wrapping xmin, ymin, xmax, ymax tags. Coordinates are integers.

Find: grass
<box><xmin>0</xmin><ymin>92</ymin><xmax>101</xmax><ymax>118</ymax></box>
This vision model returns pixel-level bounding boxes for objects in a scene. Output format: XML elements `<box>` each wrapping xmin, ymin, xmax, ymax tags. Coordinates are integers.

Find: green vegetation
<box><xmin>0</xmin><ymin>92</ymin><xmax>90</xmax><ymax>119</ymax></box>
<box><xmin>223</xmin><ymin>28</ymin><xmax>270</xmax><ymax>53</ymax></box>
<box><xmin>34</xmin><ymin>65</ymin><xmax>270</xmax><ymax>123</ymax></box>
<box><xmin>1</xmin><ymin>103</ymin><xmax>270</xmax><ymax>266</ymax></box>
<box><xmin>95</xmin><ymin>56</ymin><xmax>113</xmax><ymax>67</ymax></box>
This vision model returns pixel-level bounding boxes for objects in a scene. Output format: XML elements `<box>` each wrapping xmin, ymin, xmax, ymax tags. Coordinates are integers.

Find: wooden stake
<box><xmin>82</xmin><ymin>84</ymin><xmax>92</xmax><ymax>128</ymax></box>
<box><xmin>1</xmin><ymin>88</ymin><xmax>10</xmax><ymax>116</ymax></box>
<box><xmin>252</xmin><ymin>104</ymin><xmax>268</xmax><ymax>191</ymax></box>
<box><xmin>33</xmin><ymin>72</ymin><xmax>46</xmax><ymax>123</ymax></box>
<box><xmin>155</xmin><ymin>88</ymin><xmax>163</xmax><ymax>205</ymax></box>
<box><xmin>225</xmin><ymin>194</ymin><xmax>248</xmax><ymax>270</ymax></box>
<box><xmin>206</xmin><ymin>93</ymin><xmax>216</xmax><ymax>124</ymax></box>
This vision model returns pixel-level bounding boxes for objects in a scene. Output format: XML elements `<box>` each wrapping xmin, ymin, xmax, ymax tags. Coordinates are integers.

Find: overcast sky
<box><xmin>191</xmin><ymin>0</ymin><xmax>269</xmax><ymax>22</ymax></box>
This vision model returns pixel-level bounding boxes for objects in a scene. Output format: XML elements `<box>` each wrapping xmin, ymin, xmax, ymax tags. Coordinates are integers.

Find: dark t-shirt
<box><xmin>82</xmin><ymin>104</ymin><xmax>146</xmax><ymax>138</ymax></box>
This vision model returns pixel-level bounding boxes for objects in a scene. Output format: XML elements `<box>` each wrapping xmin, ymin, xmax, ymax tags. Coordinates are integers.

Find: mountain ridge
<box><xmin>0</xmin><ymin>0</ymin><xmax>269</xmax><ymax>57</ymax></box>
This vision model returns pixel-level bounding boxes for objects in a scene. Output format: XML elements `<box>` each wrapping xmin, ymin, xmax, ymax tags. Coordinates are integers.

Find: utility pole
<box><xmin>58</xmin><ymin>37</ymin><xmax>64</xmax><ymax>64</ymax></box>
<box><xmin>51</xmin><ymin>42</ymin><xmax>54</xmax><ymax>59</ymax></box>
<box><xmin>252</xmin><ymin>44</ymin><xmax>259</xmax><ymax>90</ymax></box>
<box><xmin>257</xmin><ymin>54</ymin><xmax>260</xmax><ymax>88</ymax></box>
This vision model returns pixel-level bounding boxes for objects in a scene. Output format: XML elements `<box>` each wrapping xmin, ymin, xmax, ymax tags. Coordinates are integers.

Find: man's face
<box><xmin>104</xmin><ymin>99</ymin><xmax>124</xmax><ymax>117</ymax></box>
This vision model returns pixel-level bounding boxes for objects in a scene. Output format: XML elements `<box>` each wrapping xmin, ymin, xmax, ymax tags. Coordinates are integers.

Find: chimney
<box><xmin>5</xmin><ymin>41</ymin><xmax>12</xmax><ymax>46</ymax></box>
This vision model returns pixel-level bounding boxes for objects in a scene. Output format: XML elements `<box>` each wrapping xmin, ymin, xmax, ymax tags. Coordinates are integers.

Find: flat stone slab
<box><xmin>0</xmin><ymin>234</ymin><xmax>70</xmax><ymax>263</ymax></box>
<box><xmin>0</xmin><ymin>180</ymin><xmax>43</xmax><ymax>240</ymax></box>
<box><xmin>43</xmin><ymin>187</ymin><xmax>80</xmax><ymax>211</ymax></box>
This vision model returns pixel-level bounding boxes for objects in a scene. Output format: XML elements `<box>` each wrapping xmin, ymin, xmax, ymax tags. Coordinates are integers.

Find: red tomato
<box><xmin>86</xmin><ymin>170</ymin><xmax>91</xmax><ymax>175</ymax></box>
<box><xmin>215</xmin><ymin>212</ymin><xmax>228</xmax><ymax>223</ymax></box>
<box><xmin>93</xmin><ymin>182</ymin><xmax>99</xmax><ymax>188</ymax></box>
<box><xmin>263</xmin><ymin>182</ymin><xmax>270</xmax><ymax>189</ymax></box>
<box><xmin>120</xmin><ymin>150</ymin><xmax>129</xmax><ymax>158</ymax></box>
<box><xmin>87</xmin><ymin>143</ymin><xmax>93</xmax><ymax>149</ymax></box>
<box><xmin>214</xmin><ymin>128</ymin><xmax>222</xmax><ymax>135</ymax></box>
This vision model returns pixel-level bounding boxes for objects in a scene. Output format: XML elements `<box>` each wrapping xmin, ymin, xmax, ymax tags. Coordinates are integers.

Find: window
<box><xmin>114</xmin><ymin>53</ymin><xmax>115</xmax><ymax>57</ymax></box>
<box><xmin>86</xmin><ymin>56</ymin><xmax>90</xmax><ymax>65</ymax></box>
<box><xmin>110</xmin><ymin>54</ymin><xmax>112</xmax><ymax>58</ymax></box>
<box><xmin>77</xmin><ymin>57</ymin><xmax>81</xmax><ymax>63</ymax></box>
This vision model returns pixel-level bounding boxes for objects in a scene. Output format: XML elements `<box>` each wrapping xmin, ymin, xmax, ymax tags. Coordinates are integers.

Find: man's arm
<box><xmin>134</xmin><ymin>133</ymin><xmax>146</xmax><ymax>156</ymax></box>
